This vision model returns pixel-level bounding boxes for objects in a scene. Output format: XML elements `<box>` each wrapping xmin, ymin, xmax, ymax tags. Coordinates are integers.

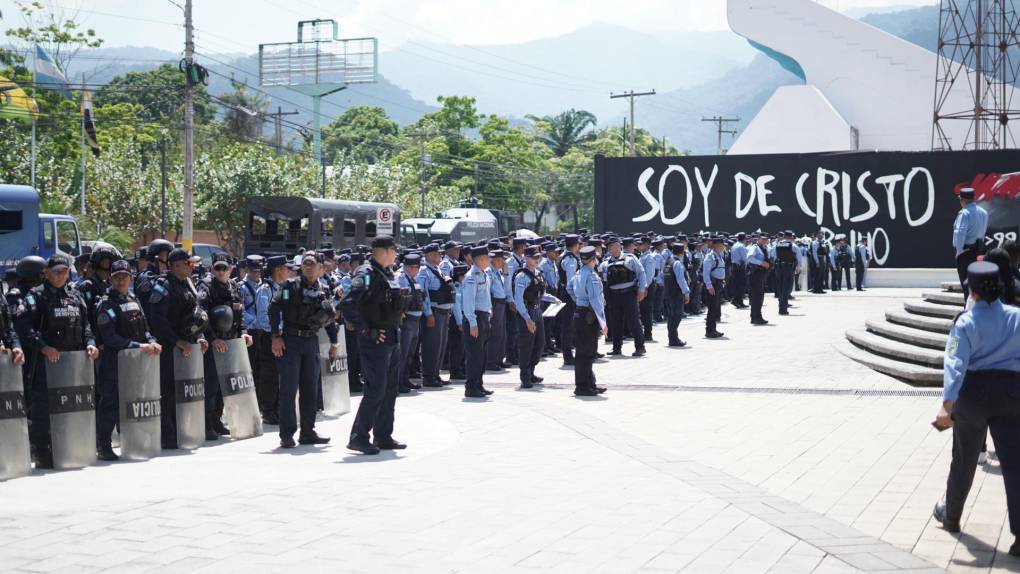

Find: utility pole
<box><xmin>610</xmin><ymin>90</ymin><xmax>655</xmax><ymax>156</ymax></box>
<box><xmin>419</xmin><ymin>142</ymin><xmax>429</xmax><ymax>217</ymax></box>
<box><xmin>182</xmin><ymin>0</ymin><xmax>194</xmax><ymax>249</ymax></box>
<box><xmin>701</xmin><ymin>116</ymin><xmax>739</xmax><ymax>155</ymax></box>
<box><xmin>159</xmin><ymin>138</ymin><xmax>167</xmax><ymax>238</ymax></box>
<box><xmin>263</xmin><ymin>106</ymin><xmax>299</xmax><ymax>155</ymax></box>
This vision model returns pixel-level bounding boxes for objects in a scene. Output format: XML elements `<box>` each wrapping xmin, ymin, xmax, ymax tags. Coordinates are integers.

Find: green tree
<box><xmin>527</xmin><ymin>109</ymin><xmax>597</xmax><ymax>157</ymax></box>
<box><xmin>95</xmin><ymin>64</ymin><xmax>217</xmax><ymax>126</ymax></box>
<box><xmin>218</xmin><ymin>78</ymin><xmax>269</xmax><ymax>142</ymax></box>
<box><xmin>4</xmin><ymin>0</ymin><xmax>102</xmax><ymax>71</ymax></box>
<box><xmin>321</xmin><ymin>105</ymin><xmax>400</xmax><ymax>165</ymax></box>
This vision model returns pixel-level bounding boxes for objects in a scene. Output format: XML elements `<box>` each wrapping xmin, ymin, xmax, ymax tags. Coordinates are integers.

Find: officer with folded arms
<box><xmin>94</xmin><ymin>259</ymin><xmax>161</xmax><ymax>461</ymax></box>
<box><xmin>269</xmin><ymin>250</ymin><xmax>338</xmax><ymax>449</ymax></box>
<box><xmin>16</xmin><ymin>254</ymin><xmax>99</xmax><ymax>468</ymax></box>
<box><xmin>341</xmin><ymin>236</ymin><xmax>407</xmax><ymax>454</ymax></box>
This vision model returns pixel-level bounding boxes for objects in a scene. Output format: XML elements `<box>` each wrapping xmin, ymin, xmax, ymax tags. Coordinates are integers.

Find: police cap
<box><xmin>403</xmin><ymin>253</ymin><xmax>422</xmax><ymax>267</ymax></box>
<box><xmin>469</xmin><ymin>245</ymin><xmax>489</xmax><ymax>258</ymax></box>
<box><xmin>301</xmin><ymin>250</ymin><xmax>323</xmax><ymax>264</ymax></box>
<box><xmin>47</xmin><ymin>253</ymin><xmax>71</xmax><ymax>270</ymax></box>
<box><xmin>563</xmin><ymin>234</ymin><xmax>579</xmax><ymax>247</ymax></box>
<box><xmin>245</xmin><ymin>254</ymin><xmax>264</xmax><ymax>272</ymax></box>
<box><xmin>512</xmin><ymin>237</ymin><xmax>528</xmax><ymax>248</ymax></box>
<box><xmin>959</xmin><ymin>187</ymin><xmax>976</xmax><ymax>200</ymax></box>
<box><xmin>371</xmin><ymin>235</ymin><xmax>396</xmax><ymax>249</ymax></box>
<box><xmin>967</xmin><ymin>261</ymin><xmax>1000</xmax><ymax>295</ymax></box>
<box><xmin>452</xmin><ymin>263</ymin><xmax>469</xmax><ymax>276</ymax></box>
<box><xmin>525</xmin><ymin>247</ymin><xmax>542</xmax><ymax>259</ymax></box>
<box><xmin>319</xmin><ymin>248</ymin><xmax>335</xmax><ymax>259</ymax></box>
<box><xmin>110</xmin><ymin>259</ymin><xmax>132</xmax><ymax>277</ymax></box>
<box><xmin>579</xmin><ymin>246</ymin><xmax>598</xmax><ymax>261</ymax></box>
<box><xmin>490</xmin><ymin>249</ymin><xmax>506</xmax><ymax>259</ymax></box>
<box><xmin>211</xmin><ymin>252</ymin><xmax>232</xmax><ymax>269</ymax></box>
<box><xmin>423</xmin><ymin>243</ymin><xmax>440</xmax><ymax>254</ymax></box>
<box><xmin>444</xmin><ymin>241</ymin><xmax>460</xmax><ymax>250</ymax></box>
<box><xmin>168</xmin><ymin>248</ymin><xmax>201</xmax><ymax>265</ymax></box>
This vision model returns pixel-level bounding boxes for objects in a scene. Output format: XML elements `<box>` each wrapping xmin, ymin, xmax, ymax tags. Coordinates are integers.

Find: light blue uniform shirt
<box><xmin>452</xmin><ymin>280</ymin><xmax>463</xmax><ymax>327</ymax></box>
<box><xmin>241</xmin><ymin>276</ymin><xmax>260</xmax><ymax>330</ymax></box>
<box><xmin>600</xmin><ymin>253</ymin><xmax>647</xmax><ymax>293</ymax></box>
<box><xmin>640</xmin><ymin>251</ymin><xmax>657</xmax><ymax>290</ymax></box>
<box><xmin>672</xmin><ymin>260</ymin><xmax>690</xmax><ymax>295</ymax></box>
<box><xmin>730</xmin><ymin>243</ymin><xmax>748</xmax><ymax>265</ymax></box>
<box><xmin>253</xmin><ymin>280</ymin><xmax>281</xmax><ymax>333</ymax></box>
<box><xmin>439</xmin><ymin>255</ymin><xmax>457</xmax><ymax>278</ymax></box>
<box><xmin>506</xmin><ymin>253</ymin><xmax>525</xmax><ymax>297</ymax></box>
<box><xmin>513</xmin><ymin>267</ymin><xmax>541</xmax><ymax>320</ymax></box>
<box><xmin>560</xmin><ymin>252</ymin><xmax>580</xmax><ymax>282</ymax></box>
<box><xmin>461</xmin><ymin>264</ymin><xmax>492</xmax><ymax>327</ymax></box>
<box><xmin>703</xmin><ymin>251</ymin><xmax>726</xmax><ymax>285</ymax></box>
<box><xmin>856</xmin><ymin>243</ymin><xmax>869</xmax><ymax>264</ymax></box>
<box><xmin>568</xmin><ymin>265</ymin><xmax>607</xmax><ymax>328</ymax></box>
<box><xmin>418</xmin><ymin>263</ymin><xmax>454</xmax><ymax>316</ymax></box>
<box><xmin>539</xmin><ymin>257</ymin><xmax>559</xmax><ymax>292</ymax></box>
<box><xmin>952</xmin><ymin>202</ymin><xmax>989</xmax><ymax>254</ymax></box>
<box><xmin>654</xmin><ymin>249</ymin><xmax>666</xmax><ymax>285</ymax></box>
<box><xmin>399</xmin><ymin>269</ymin><xmax>423</xmax><ymax>317</ymax></box>
<box><xmin>747</xmin><ymin>244</ymin><xmax>770</xmax><ymax>267</ymax></box>
<box><xmin>487</xmin><ymin>267</ymin><xmax>507</xmax><ymax>300</ymax></box>
<box><xmin>944</xmin><ymin>299</ymin><xmax>1020</xmax><ymax>401</ymax></box>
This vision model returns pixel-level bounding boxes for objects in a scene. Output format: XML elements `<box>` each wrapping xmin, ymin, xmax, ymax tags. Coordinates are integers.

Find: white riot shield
<box><xmin>46</xmin><ymin>350</ymin><xmax>96</xmax><ymax>470</ymax></box>
<box><xmin>172</xmin><ymin>344</ymin><xmax>205</xmax><ymax>449</ymax></box>
<box><xmin>117</xmin><ymin>348</ymin><xmax>161</xmax><ymax>460</ymax></box>
<box><xmin>319</xmin><ymin>329</ymin><xmax>350</xmax><ymax>416</ymax></box>
<box><xmin>0</xmin><ymin>353</ymin><xmax>30</xmax><ymax>479</ymax></box>
<box><xmin>213</xmin><ymin>338</ymin><xmax>263</xmax><ymax>440</ymax></box>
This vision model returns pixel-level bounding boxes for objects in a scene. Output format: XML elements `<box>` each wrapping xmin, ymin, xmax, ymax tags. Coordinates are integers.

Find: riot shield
<box><xmin>0</xmin><ymin>352</ymin><xmax>30</xmax><ymax>479</ymax></box>
<box><xmin>46</xmin><ymin>350</ymin><xmax>96</xmax><ymax>469</ymax></box>
<box><xmin>173</xmin><ymin>344</ymin><xmax>205</xmax><ymax>449</ymax></box>
<box><xmin>117</xmin><ymin>348</ymin><xmax>161</xmax><ymax>460</ymax></box>
<box><xmin>319</xmin><ymin>329</ymin><xmax>350</xmax><ymax>416</ymax></box>
<box><xmin>213</xmin><ymin>338</ymin><xmax>263</xmax><ymax>440</ymax></box>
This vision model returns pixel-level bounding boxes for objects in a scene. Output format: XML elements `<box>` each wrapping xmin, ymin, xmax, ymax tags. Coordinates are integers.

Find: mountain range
<box><xmin>61</xmin><ymin>4</ymin><xmax>944</xmax><ymax>155</ymax></box>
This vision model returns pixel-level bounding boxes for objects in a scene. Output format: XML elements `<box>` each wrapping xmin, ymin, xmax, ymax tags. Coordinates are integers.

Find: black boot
<box><xmin>97</xmin><ymin>444</ymin><xmax>119</xmax><ymax>461</ymax></box>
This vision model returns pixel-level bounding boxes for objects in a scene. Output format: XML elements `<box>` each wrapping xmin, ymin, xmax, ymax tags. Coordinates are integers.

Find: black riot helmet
<box><xmin>147</xmin><ymin>239</ymin><xmax>174</xmax><ymax>261</ymax></box>
<box><xmin>90</xmin><ymin>246</ymin><xmax>118</xmax><ymax>269</ymax></box>
<box><xmin>210</xmin><ymin>304</ymin><xmax>235</xmax><ymax>335</ymax></box>
<box><xmin>182</xmin><ymin>306</ymin><xmax>209</xmax><ymax>337</ymax></box>
<box><xmin>16</xmin><ymin>256</ymin><xmax>47</xmax><ymax>280</ymax></box>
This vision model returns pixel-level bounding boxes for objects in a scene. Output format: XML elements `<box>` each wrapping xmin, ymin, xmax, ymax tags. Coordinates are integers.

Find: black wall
<box><xmin>594</xmin><ymin>150</ymin><xmax>1020</xmax><ymax>268</ymax></box>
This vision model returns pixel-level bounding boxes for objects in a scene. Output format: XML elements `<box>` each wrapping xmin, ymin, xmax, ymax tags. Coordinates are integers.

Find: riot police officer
<box><xmin>341</xmin><ymin>236</ymin><xmax>407</xmax><ymax>455</ymax></box>
<box><xmin>94</xmin><ymin>259</ymin><xmax>160</xmax><ymax>461</ymax></box>
<box><xmin>136</xmin><ymin>239</ymin><xmax>173</xmax><ymax>313</ymax></box>
<box><xmin>199</xmin><ymin>253</ymin><xmax>253</xmax><ymax>441</ymax></box>
<box><xmin>15</xmin><ymin>254</ymin><xmax>99</xmax><ymax>468</ymax></box>
<box><xmin>269</xmin><ymin>251</ymin><xmax>338</xmax><ymax>449</ymax></box>
<box><xmin>148</xmin><ymin>248</ymin><xmax>209</xmax><ymax>450</ymax></box>
<box><xmin>78</xmin><ymin>247</ymin><xmax>118</xmax><ymax>331</ymax></box>
<box><xmin>568</xmin><ymin>247</ymin><xmax>607</xmax><ymax>397</ymax></box>
<box><xmin>514</xmin><ymin>247</ymin><xmax>547</xmax><ymax>389</ymax></box>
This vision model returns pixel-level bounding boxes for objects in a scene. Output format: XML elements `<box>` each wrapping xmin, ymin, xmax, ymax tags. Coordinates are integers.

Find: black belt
<box><xmin>492</xmin><ymin>298</ymin><xmax>507</xmax><ymax>304</ymax></box>
<box><xmin>283</xmin><ymin>327</ymin><xmax>318</xmax><ymax>338</ymax></box>
<box><xmin>430</xmin><ymin>308</ymin><xmax>452</xmax><ymax>315</ymax></box>
<box><xmin>965</xmin><ymin>370</ymin><xmax>1020</xmax><ymax>382</ymax></box>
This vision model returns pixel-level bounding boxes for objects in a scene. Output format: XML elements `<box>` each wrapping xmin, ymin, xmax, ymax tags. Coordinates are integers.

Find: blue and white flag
<box><xmin>34</xmin><ymin>45</ymin><xmax>71</xmax><ymax>98</ymax></box>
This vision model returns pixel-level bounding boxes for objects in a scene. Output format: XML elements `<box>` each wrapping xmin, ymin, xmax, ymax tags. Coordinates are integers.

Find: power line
<box><xmin>610</xmin><ymin>90</ymin><xmax>655</xmax><ymax>156</ymax></box>
<box><xmin>701</xmin><ymin>116</ymin><xmax>739</xmax><ymax>155</ymax></box>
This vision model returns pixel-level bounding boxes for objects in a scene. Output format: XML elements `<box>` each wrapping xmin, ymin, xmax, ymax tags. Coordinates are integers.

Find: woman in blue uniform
<box><xmin>933</xmin><ymin>261</ymin><xmax>1020</xmax><ymax>557</ymax></box>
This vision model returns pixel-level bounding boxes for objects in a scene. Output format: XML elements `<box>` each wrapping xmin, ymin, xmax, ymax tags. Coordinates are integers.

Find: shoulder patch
<box><xmin>946</xmin><ymin>336</ymin><xmax>959</xmax><ymax>356</ymax></box>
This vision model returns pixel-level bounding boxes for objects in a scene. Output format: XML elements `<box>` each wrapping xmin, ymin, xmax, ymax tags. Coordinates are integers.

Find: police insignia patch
<box><xmin>946</xmin><ymin>336</ymin><xmax>959</xmax><ymax>356</ymax></box>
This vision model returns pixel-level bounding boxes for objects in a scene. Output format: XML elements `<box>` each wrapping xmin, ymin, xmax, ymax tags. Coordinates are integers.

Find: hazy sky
<box><xmin>0</xmin><ymin>0</ymin><xmax>938</xmax><ymax>54</ymax></box>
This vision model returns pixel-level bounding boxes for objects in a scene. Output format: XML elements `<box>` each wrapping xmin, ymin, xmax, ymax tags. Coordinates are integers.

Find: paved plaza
<box><xmin>1</xmin><ymin>288</ymin><xmax>1016</xmax><ymax>573</ymax></box>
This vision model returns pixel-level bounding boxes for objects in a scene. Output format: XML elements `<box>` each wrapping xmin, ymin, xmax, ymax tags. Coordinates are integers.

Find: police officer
<box><xmin>953</xmin><ymin>187</ymin><xmax>990</xmax><ymax>301</ymax></box>
<box><xmin>269</xmin><ymin>251</ymin><xmax>338</xmax><ymax>449</ymax></box>
<box><xmin>830</xmin><ymin>236</ymin><xmax>853</xmax><ymax>291</ymax></box>
<box><xmin>600</xmin><ymin>237</ymin><xmax>646</xmax><ymax>357</ymax></box>
<box><xmin>505</xmin><ymin>237</ymin><xmax>528</xmax><ymax>366</ymax></box>
<box><xmin>16</xmin><ymin>254</ymin><xmax>99</xmax><ymax>468</ymax></box>
<box><xmin>514</xmin><ymin>246</ymin><xmax>547</xmax><ymax>389</ymax></box>
<box><xmin>485</xmin><ymin>249</ymin><xmax>509</xmax><ymax>371</ymax></box>
<box><xmin>558</xmin><ymin>235</ymin><xmax>581</xmax><ymax>366</ymax></box>
<box><xmin>94</xmin><ymin>259</ymin><xmax>161</xmax><ymax>461</ymax></box>
<box><xmin>652</xmin><ymin>238</ymin><xmax>667</xmax><ymax>322</ymax></box>
<box><xmin>253</xmin><ymin>256</ymin><xmax>286</xmax><ymax>425</ymax></box>
<box><xmin>568</xmin><ymin>246</ymin><xmax>607</xmax><ymax>397</ymax></box>
<box><xmin>418</xmin><ymin>244</ymin><xmax>454</xmax><ymax>388</ymax></box>
<box><xmin>449</xmin><ymin>263</ymin><xmax>469</xmax><ymax>381</ymax></box>
<box><xmin>729</xmin><ymin>233</ymin><xmax>748</xmax><ymax>309</ymax></box>
<box><xmin>397</xmin><ymin>252</ymin><xmax>424</xmax><ymax>394</ymax></box>
<box><xmin>933</xmin><ymin>261</ymin><xmax>1020</xmax><ymax>558</ymax></box>
<box><xmin>639</xmin><ymin>239</ymin><xmax>657</xmax><ymax>340</ymax></box>
<box><xmin>774</xmin><ymin>232</ymin><xmax>797</xmax><ymax>316</ymax></box>
<box><xmin>855</xmin><ymin>237</ymin><xmax>871</xmax><ymax>291</ymax></box>
<box><xmin>665</xmin><ymin>243</ymin><xmax>691</xmax><ymax>347</ymax></box>
<box><xmin>462</xmin><ymin>246</ymin><xmax>493</xmax><ymax>398</ymax></box>
<box><xmin>746</xmin><ymin>234</ymin><xmax>771</xmax><ymax>326</ymax></box>
<box><xmin>136</xmin><ymin>239</ymin><xmax>173</xmax><ymax>313</ymax></box>
<box><xmin>703</xmin><ymin>237</ymin><xmax>727</xmax><ymax>339</ymax></box>
<box><xmin>539</xmin><ymin>242</ymin><xmax>560</xmax><ymax>354</ymax></box>
<box><xmin>78</xmin><ymin>247</ymin><xmax>117</xmax><ymax>332</ymax></box>
<box><xmin>199</xmin><ymin>253</ymin><xmax>253</xmax><ymax>440</ymax></box>
<box><xmin>240</xmin><ymin>255</ymin><xmax>264</xmax><ymax>381</ymax></box>
<box><xmin>341</xmin><ymin>236</ymin><xmax>407</xmax><ymax>455</ymax></box>
<box><xmin>148</xmin><ymin>248</ymin><xmax>209</xmax><ymax>450</ymax></box>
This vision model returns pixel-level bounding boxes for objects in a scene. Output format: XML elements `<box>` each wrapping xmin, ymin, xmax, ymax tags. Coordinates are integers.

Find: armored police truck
<box><xmin>400</xmin><ymin>207</ymin><xmax>520</xmax><ymax>246</ymax></box>
<box><xmin>244</xmin><ymin>197</ymin><xmax>400</xmax><ymax>256</ymax></box>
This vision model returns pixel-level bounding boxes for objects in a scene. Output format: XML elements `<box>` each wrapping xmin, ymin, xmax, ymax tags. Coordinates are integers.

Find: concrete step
<box><xmin>846</xmin><ymin>329</ymin><xmax>944</xmax><ymax>368</ymax></box>
<box><xmin>835</xmin><ymin>341</ymin><xmax>942</xmax><ymax>386</ymax></box>
<box><xmin>865</xmin><ymin>319</ymin><xmax>948</xmax><ymax>350</ymax></box>
<box><xmin>886</xmin><ymin>309</ymin><xmax>953</xmax><ymax>334</ymax></box>
<box><xmin>941</xmin><ymin>281</ymin><xmax>962</xmax><ymax>293</ymax></box>
<box><xmin>922</xmin><ymin>291</ymin><xmax>965</xmax><ymax>306</ymax></box>
<box><xmin>905</xmin><ymin>301</ymin><xmax>960</xmax><ymax>320</ymax></box>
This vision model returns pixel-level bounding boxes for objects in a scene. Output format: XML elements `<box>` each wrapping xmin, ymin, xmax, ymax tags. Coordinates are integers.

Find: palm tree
<box><xmin>527</xmin><ymin>109</ymin><xmax>597</xmax><ymax>156</ymax></box>
<box><xmin>219</xmin><ymin>78</ymin><xmax>269</xmax><ymax>142</ymax></box>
